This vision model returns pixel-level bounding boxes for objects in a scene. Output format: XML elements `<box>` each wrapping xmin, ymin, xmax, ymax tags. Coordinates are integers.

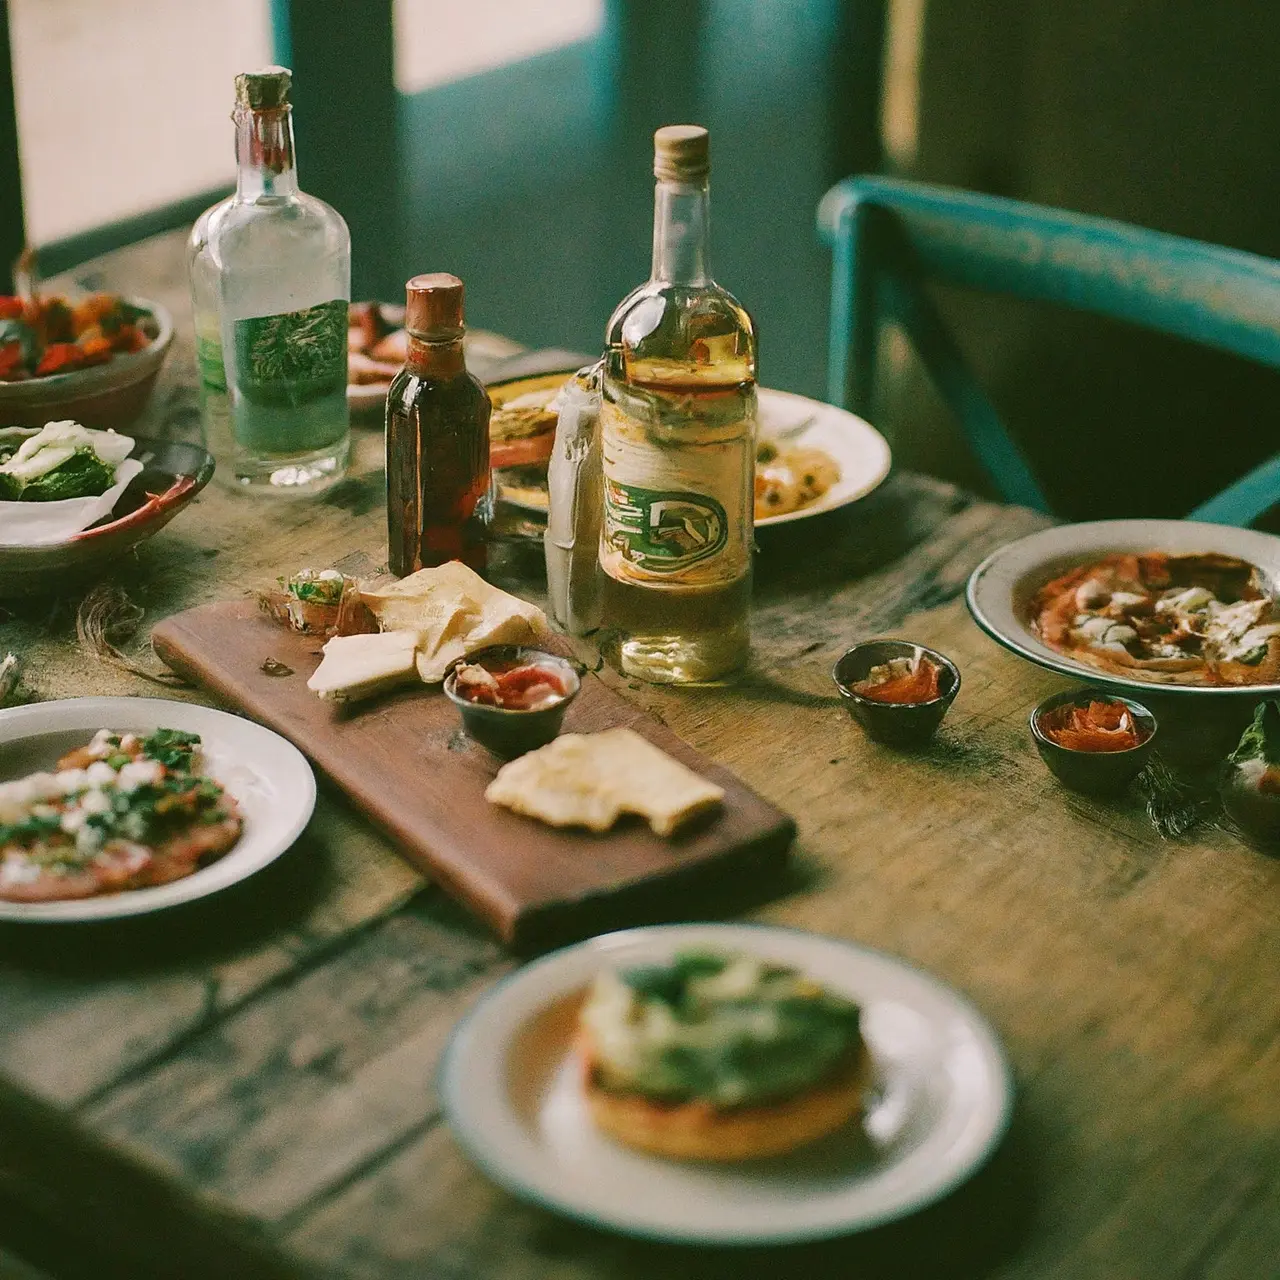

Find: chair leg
<box><xmin>1187</xmin><ymin>452</ymin><xmax>1280</xmax><ymax>527</ymax></box>
<box><xmin>827</xmin><ymin>199</ymin><xmax>881</xmax><ymax>417</ymax></box>
<box><xmin>884</xmin><ymin>265</ymin><xmax>1053</xmax><ymax>514</ymax></box>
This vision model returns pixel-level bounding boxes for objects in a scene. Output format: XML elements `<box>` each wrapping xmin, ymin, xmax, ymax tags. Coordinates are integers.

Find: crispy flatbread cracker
<box><xmin>359</xmin><ymin>562</ymin><xmax>549</xmax><ymax>682</ymax></box>
<box><xmin>484</xmin><ymin>728</ymin><xmax>724</xmax><ymax>836</ymax></box>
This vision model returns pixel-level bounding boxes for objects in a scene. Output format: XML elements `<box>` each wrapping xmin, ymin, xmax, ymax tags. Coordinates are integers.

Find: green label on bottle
<box><xmin>232</xmin><ymin>298</ymin><xmax>347</xmax><ymax>408</ymax></box>
<box><xmin>603</xmin><ymin>478</ymin><xmax>728</xmax><ymax>572</ymax></box>
<box><xmin>195</xmin><ymin>332</ymin><xmax>227</xmax><ymax>393</ymax></box>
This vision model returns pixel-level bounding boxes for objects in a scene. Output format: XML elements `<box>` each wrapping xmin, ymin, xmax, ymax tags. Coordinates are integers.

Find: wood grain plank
<box><xmin>0</xmin><ymin>786</ymin><xmax>420</xmax><ymax>1107</ymax></box>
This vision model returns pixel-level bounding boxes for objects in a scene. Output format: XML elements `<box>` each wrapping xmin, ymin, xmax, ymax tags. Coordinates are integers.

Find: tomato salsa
<box><xmin>452</xmin><ymin>660</ymin><xmax>569</xmax><ymax>712</ymax></box>
<box><xmin>1038</xmin><ymin>699</ymin><xmax>1149</xmax><ymax>753</ymax></box>
<box><xmin>851</xmin><ymin>655</ymin><xmax>943</xmax><ymax>704</ymax></box>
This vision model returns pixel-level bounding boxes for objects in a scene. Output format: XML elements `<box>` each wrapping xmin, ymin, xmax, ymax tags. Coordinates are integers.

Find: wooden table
<box><xmin>1</xmin><ymin>231</ymin><xmax>1277</xmax><ymax>1280</ymax></box>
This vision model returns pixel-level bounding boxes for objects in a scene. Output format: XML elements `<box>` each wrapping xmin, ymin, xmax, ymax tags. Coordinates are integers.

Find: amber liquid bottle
<box><xmin>386</xmin><ymin>274</ymin><xmax>492</xmax><ymax>576</ymax></box>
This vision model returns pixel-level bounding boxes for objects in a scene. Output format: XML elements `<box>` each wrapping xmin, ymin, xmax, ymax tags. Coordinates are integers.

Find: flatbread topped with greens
<box><xmin>1031</xmin><ymin>552</ymin><xmax>1280</xmax><ymax>686</ymax></box>
<box><xmin>0</xmin><ymin>728</ymin><xmax>242</xmax><ymax>902</ymax></box>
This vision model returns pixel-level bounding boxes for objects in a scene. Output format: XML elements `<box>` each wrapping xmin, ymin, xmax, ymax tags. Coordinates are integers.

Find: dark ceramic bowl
<box><xmin>1029</xmin><ymin>688</ymin><xmax>1157</xmax><ymax>795</ymax></box>
<box><xmin>0</xmin><ymin>436</ymin><xmax>215</xmax><ymax>598</ymax></box>
<box><xmin>443</xmin><ymin>646</ymin><xmax>581</xmax><ymax>758</ymax></box>
<box><xmin>833</xmin><ymin>639</ymin><xmax>961</xmax><ymax>746</ymax></box>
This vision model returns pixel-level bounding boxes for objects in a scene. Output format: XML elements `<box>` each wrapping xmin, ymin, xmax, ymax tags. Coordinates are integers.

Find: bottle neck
<box><xmin>405</xmin><ymin>334</ymin><xmax>465</xmax><ymax>380</ymax></box>
<box><xmin>651</xmin><ymin>178</ymin><xmax>711</xmax><ymax>286</ymax></box>
<box><xmin>235</xmin><ymin>105</ymin><xmax>299</xmax><ymax>200</ymax></box>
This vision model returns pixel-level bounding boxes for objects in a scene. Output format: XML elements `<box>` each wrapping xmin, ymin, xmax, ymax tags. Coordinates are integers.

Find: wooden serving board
<box><xmin>152</xmin><ymin>601</ymin><xmax>796</xmax><ymax>951</ymax></box>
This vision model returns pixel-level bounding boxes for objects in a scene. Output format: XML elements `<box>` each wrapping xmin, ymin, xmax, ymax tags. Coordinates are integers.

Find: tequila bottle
<box><xmin>189</xmin><ymin>67</ymin><xmax>350</xmax><ymax>493</ymax></box>
<box><xmin>599</xmin><ymin>125</ymin><xmax>757</xmax><ymax>683</ymax></box>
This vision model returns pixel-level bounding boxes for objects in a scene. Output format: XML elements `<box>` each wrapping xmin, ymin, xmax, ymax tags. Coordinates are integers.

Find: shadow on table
<box><xmin>754</xmin><ymin>472</ymin><xmax>970</xmax><ymax>602</ymax></box>
<box><xmin>524</xmin><ymin>1100</ymin><xmax>1039</xmax><ymax>1280</ymax></box>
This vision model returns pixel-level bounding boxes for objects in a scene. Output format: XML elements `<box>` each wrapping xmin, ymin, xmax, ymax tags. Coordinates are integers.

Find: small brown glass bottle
<box><xmin>386</xmin><ymin>274</ymin><xmax>492</xmax><ymax>576</ymax></box>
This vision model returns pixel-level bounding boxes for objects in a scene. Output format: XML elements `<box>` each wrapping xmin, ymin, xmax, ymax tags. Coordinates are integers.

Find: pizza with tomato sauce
<box><xmin>1030</xmin><ymin>551</ymin><xmax>1280</xmax><ymax>686</ymax></box>
<box><xmin>0</xmin><ymin>728</ymin><xmax>242</xmax><ymax>902</ymax></box>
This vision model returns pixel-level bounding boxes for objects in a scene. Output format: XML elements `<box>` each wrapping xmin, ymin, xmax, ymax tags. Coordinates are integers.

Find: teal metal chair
<box><xmin>818</xmin><ymin>175</ymin><xmax>1280</xmax><ymax>525</ymax></box>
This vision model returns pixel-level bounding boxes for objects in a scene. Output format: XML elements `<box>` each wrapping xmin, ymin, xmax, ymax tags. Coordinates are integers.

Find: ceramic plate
<box><xmin>490</xmin><ymin>377</ymin><xmax>892</xmax><ymax>529</ymax></box>
<box><xmin>967</xmin><ymin>519</ymin><xmax>1280</xmax><ymax>698</ymax></box>
<box><xmin>0</xmin><ymin>697</ymin><xmax>316</xmax><ymax>922</ymax></box>
<box><xmin>439</xmin><ymin>922</ymin><xmax>1011</xmax><ymax>1245</ymax></box>
<box><xmin>0</xmin><ymin>437</ymin><xmax>215</xmax><ymax>598</ymax></box>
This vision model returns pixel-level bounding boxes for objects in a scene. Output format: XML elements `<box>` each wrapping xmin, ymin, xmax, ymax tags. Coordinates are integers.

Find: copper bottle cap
<box><xmin>654</xmin><ymin>124</ymin><xmax>709</xmax><ymax>182</ymax></box>
<box><xmin>404</xmin><ymin>273</ymin><xmax>465</xmax><ymax>340</ymax></box>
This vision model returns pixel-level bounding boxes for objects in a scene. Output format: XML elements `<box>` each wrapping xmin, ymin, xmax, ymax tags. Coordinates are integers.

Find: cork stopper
<box><xmin>404</xmin><ymin>273</ymin><xmax>466</xmax><ymax>340</ymax></box>
<box><xmin>235</xmin><ymin>66</ymin><xmax>291</xmax><ymax>110</ymax></box>
<box><xmin>654</xmin><ymin>125</ymin><xmax>710</xmax><ymax>182</ymax></box>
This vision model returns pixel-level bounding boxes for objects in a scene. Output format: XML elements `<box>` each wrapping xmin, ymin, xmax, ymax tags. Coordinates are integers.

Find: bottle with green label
<box><xmin>188</xmin><ymin>66</ymin><xmax>350</xmax><ymax>493</ymax></box>
<box><xmin>599</xmin><ymin>125</ymin><xmax>757</xmax><ymax>683</ymax></box>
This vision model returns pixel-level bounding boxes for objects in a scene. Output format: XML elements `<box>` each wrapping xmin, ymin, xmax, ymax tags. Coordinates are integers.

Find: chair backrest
<box><xmin>818</xmin><ymin>174</ymin><xmax>1280</xmax><ymax>524</ymax></box>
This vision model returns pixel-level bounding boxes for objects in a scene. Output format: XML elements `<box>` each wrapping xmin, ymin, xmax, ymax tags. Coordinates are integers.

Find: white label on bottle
<box><xmin>599</xmin><ymin>397</ymin><xmax>752</xmax><ymax>587</ymax></box>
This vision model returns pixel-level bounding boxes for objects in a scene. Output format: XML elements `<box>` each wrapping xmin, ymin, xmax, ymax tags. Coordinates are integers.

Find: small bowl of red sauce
<box><xmin>832</xmin><ymin>639</ymin><xmax>960</xmax><ymax>746</ymax></box>
<box><xmin>1030</xmin><ymin>688</ymin><xmax>1157</xmax><ymax>794</ymax></box>
<box><xmin>443</xmin><ymin>646</ymin><xmax>581</xmax><ymax>758</ymax></box>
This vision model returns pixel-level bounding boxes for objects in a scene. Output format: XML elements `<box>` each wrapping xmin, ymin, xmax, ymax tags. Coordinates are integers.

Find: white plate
<box><xmin>439</xmin><ymin>922</ymin><xmax>1011</xmax><ymax>1245</ymax></box>
<box><xmin>967</xmin><ymin>519</ymin><xmax>1280</xmax><ymax>698</ymax></box>
<box><xmin>494</xmin><ymin>385</ymin><xmax>892</xmax><ymax>527</ymax></box>
<box><xmin>754</xmin><ymin>387</ymin><xmax>892</xmax><ymax>527</ymax></box>
<box><xmin>0</xmin><ymin>697</ymin><xmax>316</xmax><ymax>922</ymax></box>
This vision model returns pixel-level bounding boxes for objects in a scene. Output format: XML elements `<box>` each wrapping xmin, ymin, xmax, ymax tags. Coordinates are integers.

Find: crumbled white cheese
<box><xmin>60</xmin><ymin>808</ymin><xmax>87</xmax><ymax>835</ymax></box>
<box><xmin>75</xmin><ymin>823</ymin><xmax>105</xmax><ymax>856</ymax></box>
<box><xmin>1074</xmin><ymin>578</ymin><xmax>1111</xmax><ymax>610</ymax></box>
<box><xmin>0</xmin><ymin>853</ymin><xmax>41</xmax><ymax>887</ymax></box>
<box><xmin>116</xmin><ymin>759</ymin><xmax>163</xmax><ymax>792</ymax></box>
<box><xmin>1109</xmin><ymin>591</ymin><xmax>1147</xmax><ymax>610</ymax></box>
<box><xmin>55</xmin><ymin>768</ymin><xmax>89</xmax><ymax>795</ymax></box>
<box><xmin>85</xmin><ymin>761</ymin><xmax>117</xmax><ymax>788</ymax></box>
<box><xmin>87</xmin><ymin>729</ymin><xmax>118</xmax><ymax>759</ymax></box>
<box><xmin>1157</xmin><ymin>586</ymin><xmax>1214</xmax><ymax>614</ymax></box>
<box><xmin>78</xmin><ymin>789</ymin><xmax>112</xmax><ymax>816</ymax></box>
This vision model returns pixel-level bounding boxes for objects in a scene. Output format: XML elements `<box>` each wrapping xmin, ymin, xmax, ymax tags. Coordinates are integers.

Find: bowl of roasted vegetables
<box><xmin>0</xmin><ymin>291</ymin><xmax>173</xmax><ymax>431</ymax></box>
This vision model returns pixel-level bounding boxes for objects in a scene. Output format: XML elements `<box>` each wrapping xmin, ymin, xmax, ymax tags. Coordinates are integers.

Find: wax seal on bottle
<box><xmin>405</xmin><ymin>273</ymin><xmax>466</xmax><ymax>342</ymax></box>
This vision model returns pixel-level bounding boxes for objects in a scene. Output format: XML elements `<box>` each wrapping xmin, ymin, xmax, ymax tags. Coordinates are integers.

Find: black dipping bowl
<box><xmin>833</xmin><ymin>639</ymin><xmax>960</xmax><ymax>747</ymax></box>
<box><xmin>1030</xmin><ymin>688</ymin><xmax>1157</xmax><ymax>795</ymax></box>
<box><xmin>443</xmin><ymin>646</ymin><xmax>581</xmax><ymax>758</ymax></box>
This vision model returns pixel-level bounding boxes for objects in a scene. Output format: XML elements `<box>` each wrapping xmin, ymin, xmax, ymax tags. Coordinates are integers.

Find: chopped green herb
<box><xmin>1228</xmin><ymin>700</ymin><xmax>1280</xmax><ymax>767</ymax></box>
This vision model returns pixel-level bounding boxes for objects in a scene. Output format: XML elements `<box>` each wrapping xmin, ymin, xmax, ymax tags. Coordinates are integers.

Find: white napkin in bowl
<box><xmin>0</xmin><ymin>431</ymin><xmax>143</xmax><ymax>547</ymax></box>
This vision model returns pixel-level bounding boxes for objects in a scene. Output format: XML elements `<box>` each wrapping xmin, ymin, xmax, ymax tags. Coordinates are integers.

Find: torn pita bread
<box><xmin>484</xmin><ymin>728</ymin><xmax>724</xmax><ymax>836</ymax></box>
<box><xmin>359</xmin><ymin>561</ymin><xmax>550</xmax><ymax>683</ymax></box>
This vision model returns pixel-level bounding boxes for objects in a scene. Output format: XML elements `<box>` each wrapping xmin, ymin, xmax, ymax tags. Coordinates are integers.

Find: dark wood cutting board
<box><xmin>152</xmin><ymin>601</ymin><xmax>795</xmax><ymax>951</ymax></box>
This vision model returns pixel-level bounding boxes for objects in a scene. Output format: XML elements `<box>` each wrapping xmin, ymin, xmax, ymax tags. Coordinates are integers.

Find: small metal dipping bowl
<box><xmin>832</xmin><ymin>639</ymin><xmax>961</xmax><ymax>746</ymax></box>
<box><xmin>443</xmin><ymin>646</ymin><xmax>581</xmax><ymax>758</ymax></box>
<box><xmin>1029</xmin><ymin>688</ymin><xmax>1157</xmax><ymax>795</ymax></box>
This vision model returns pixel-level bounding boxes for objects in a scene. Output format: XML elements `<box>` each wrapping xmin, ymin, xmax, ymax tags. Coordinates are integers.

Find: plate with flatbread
<box><xmin>967</xmin><ymin>519</ymin><xmax>1280</xmax><ymax>697</ymax></box>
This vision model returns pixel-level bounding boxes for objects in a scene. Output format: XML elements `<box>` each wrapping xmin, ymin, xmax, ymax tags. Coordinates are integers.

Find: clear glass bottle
<box><xmin>599</xmin><ymin>125</ymin><xmax>757</xmax><ymax>683</ymax></box>
<box><xmin>189</xmin><ymin>66</ymin><xmax>350</xmax><ymax>494</ymax></box>
<box><xmin>385</xmin><ymin>274</ymin><xmax>492</xmax><ymax>576</ymax></box>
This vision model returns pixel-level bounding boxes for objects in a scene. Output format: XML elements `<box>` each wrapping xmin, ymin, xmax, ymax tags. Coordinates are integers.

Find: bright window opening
<box><xmin>393</xmin><ymin>0</ymin><xmax>603</xmax><ymax>95</ymax></box>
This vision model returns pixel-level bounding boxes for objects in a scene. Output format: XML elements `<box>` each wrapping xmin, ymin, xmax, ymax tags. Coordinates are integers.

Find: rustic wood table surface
<box><xmin>0</xmin><ymin>231</ymin><xmax>1277</xmax><ymax>1280</ymax></box>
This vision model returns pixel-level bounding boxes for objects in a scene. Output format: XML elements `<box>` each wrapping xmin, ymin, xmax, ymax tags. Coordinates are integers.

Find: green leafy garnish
<box><xmin>17</xmin><ymin>450</ymin><xmax>116</xmax><ymax>502</ymax></box>
<box><xmin>284</xmin><ymin>571</ymin><xmax>344</xmax><ymax>606</ymax></box>
<box><xmin>140</xmin><ymin>728</ymin><xmax>202</xmax><ymax>770</ymax></box>
<box><xmin>620</xmin><ymin>952</ymin><xmax>729</xmax><ymax>1010</ymax></box>
<box><xmin>1228</xmin><ymin>701</ymin><xmax>1280</xmax><ymax>767</ymax></box>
